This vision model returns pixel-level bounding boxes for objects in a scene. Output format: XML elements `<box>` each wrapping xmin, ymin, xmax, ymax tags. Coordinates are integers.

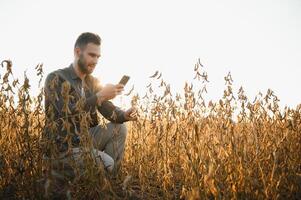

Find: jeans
<box><xmin>49</xmin><ymin>122</ymin><xmax>128</xmax><ymax>176</ymax></box>
<box><xmin>89</xmin><ymin>122</ymin><xmax>128</xmax><ymax>173</ymax></box>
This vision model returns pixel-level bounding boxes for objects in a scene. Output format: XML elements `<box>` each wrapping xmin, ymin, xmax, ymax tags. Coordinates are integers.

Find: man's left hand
<box><xmin>124</xmin><ymin>107</ymin><xmax>138</xmax><ymax>121</ymax></box>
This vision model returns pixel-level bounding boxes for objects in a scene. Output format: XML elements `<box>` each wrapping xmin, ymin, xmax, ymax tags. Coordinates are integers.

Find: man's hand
<box><xmin>124</xmin><ymin>107</ymin><xmax>138</xmax><ymax>121</ymax></box>
<box><xmin>96</xmin><ymin>84</ymin><xmax>124</xmax><ymax>104</ymax></box>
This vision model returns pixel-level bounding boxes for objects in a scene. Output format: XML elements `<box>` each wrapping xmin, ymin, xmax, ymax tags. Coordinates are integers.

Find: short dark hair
<box><xmin>74</xmin><ymin>32</ymin><xmax>101</xmax><ymax>49</ymax></box>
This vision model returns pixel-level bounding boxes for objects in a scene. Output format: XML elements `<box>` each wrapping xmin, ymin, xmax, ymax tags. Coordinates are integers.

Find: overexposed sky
<box><xmin>0</xmin><ymin>0</ymin><xmax>300</xmax><ymax>109</ymax></box>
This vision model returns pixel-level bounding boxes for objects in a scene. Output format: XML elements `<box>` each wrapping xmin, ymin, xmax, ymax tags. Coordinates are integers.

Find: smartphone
<box><xmin>119</xmin><ymin>75</ymin><xmax>130</xmax><ymax>86</ymax></box>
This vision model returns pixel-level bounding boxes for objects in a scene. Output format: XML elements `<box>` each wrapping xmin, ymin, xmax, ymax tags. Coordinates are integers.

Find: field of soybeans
<box><xmin>0</xmin><ymin>59</ymin><xmax>300</xmax><ymax>199</ymax></box>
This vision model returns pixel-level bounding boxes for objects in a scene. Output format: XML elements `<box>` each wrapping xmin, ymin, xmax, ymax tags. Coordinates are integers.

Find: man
<box><xmin>44</xmin><ymin>32</ymin><xmax>137</xmax><ymax>174</ymax></box>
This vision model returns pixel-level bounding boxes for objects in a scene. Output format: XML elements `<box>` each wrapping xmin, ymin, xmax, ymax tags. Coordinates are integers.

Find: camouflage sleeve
<box><xmin>97</xmin><ymin>100</ymin><xmax>129</xmax><ymax>124</ymax></box>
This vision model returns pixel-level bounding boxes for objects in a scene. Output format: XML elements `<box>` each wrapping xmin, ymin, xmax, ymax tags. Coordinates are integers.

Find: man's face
<box><xmin>76</xmin><ymin>43</ymin><xmax>101</xmax><ymax>75</ymax></box>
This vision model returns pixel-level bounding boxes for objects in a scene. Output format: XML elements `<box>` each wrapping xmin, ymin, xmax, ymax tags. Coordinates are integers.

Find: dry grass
<box><xmin>0</xmin><ymin>59</ymin><xmax>300</xmax><ymax>199</ymax></box>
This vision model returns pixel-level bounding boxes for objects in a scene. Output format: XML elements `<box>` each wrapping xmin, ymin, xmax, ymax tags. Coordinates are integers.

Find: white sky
<box><xmin>0</xmin><ymin>0</ymin><xmax>300</xmax><ymax>109</ymax></box>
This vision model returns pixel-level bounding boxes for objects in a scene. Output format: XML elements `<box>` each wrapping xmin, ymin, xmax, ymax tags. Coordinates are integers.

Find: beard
<box><xmin>77</xmin><ymin>54</ymin><xmax>92</xmax><ymax>75</ymax></box>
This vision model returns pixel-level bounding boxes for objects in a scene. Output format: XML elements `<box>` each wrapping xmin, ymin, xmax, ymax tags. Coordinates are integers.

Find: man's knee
<box><xmin>108</xmin><ymin>122</ymin><xmax>127</xmax><ymax>138</ymax></box>
<box><xmin>119</xmin><ymin>123</ymin><xmax>127</xmax><ymax>138</ymax></box>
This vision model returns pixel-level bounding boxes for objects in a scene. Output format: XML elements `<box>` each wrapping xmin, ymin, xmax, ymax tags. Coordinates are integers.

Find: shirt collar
<box><xmin>68</xmin><ymin>63</ymin><xmax>80</xmax><ymax>80</ymax></box>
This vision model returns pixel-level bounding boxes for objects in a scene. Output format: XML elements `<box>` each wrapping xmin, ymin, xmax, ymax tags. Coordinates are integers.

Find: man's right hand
<box><xmin>96</xmin><ymin>84</ymin><xmax>124</xmax><ymax>104</ymax></box>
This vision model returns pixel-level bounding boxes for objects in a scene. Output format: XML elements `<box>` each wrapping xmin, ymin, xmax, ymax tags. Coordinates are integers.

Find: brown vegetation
<box><xmin>0</xmin><ymin>59</ymin><xmax>300</xmax><ymax>199</ymax></box>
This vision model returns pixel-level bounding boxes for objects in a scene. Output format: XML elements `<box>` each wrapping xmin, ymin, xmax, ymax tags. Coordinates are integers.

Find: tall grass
<box><xmin>0</xmin><ymin>59</ymin><xmax>300</xmax><ymax>199</ymax></box>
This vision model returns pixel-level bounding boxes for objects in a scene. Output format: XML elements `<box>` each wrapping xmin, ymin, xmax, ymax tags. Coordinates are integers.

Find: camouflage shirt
<box><xmin>44</xmin><ymin>64</ymin><xmax>128</xmax><ymax>152</ymax></box>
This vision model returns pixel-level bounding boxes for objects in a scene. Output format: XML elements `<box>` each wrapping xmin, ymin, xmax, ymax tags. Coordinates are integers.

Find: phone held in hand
<box><xmin>119</xmin><ymin>75</ymin><xmax>130</xmax><ymax>86</ymax></box>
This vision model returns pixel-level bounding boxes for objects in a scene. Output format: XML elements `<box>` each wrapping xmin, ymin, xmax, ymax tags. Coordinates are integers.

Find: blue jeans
<box><xmin>89</xmin><ymin>122</ymin><xmax>128</xmax><ymax>173</ymax></box>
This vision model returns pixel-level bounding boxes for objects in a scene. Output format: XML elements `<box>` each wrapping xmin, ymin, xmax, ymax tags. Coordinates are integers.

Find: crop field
<box><xmin>0</xmin><ymin>59</ymin><xmax>300</xmax><ymax>199</ymax></box>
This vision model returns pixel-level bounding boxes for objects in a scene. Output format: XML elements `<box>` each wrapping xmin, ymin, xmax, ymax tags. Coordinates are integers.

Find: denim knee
<box><xmin>119</xmin><ymin>123</ymin><xmax>127</xmax><ymax>138</ymax></box>
<box><xmin>108</xmin><ymin>122</ymin><xmax>127</xmax><ymax>138</ymax></box>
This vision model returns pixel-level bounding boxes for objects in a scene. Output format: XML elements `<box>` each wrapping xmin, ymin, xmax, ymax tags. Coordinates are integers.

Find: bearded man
<box><xmin>44</xmin><ymin>32</ymin><xmax>137</xmax><ymax>174</ymax></box>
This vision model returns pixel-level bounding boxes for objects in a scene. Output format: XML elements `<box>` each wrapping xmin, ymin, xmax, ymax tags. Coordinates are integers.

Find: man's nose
<box><xmin>94</xmin><ymin>58</ymin><xmax>98</xmax><ymax>64</ymax></box>
<box><xmin>92</xmin><ymin>60</ymin><xmax>98</xmax><ymax>66</ymax></box>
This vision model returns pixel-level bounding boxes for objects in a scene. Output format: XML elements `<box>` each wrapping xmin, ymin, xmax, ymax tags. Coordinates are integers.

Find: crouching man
<box><xmin>43</xmin><ymin>32</ymin><xmax>137</xmax><ymax>174</ymax></box>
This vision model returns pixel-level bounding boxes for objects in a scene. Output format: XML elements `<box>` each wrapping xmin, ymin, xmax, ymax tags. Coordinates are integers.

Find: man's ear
<box><xmin>74</xmin><ymin>47</ymin><xmax>81</xmax><ymax>57</ymax></box>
